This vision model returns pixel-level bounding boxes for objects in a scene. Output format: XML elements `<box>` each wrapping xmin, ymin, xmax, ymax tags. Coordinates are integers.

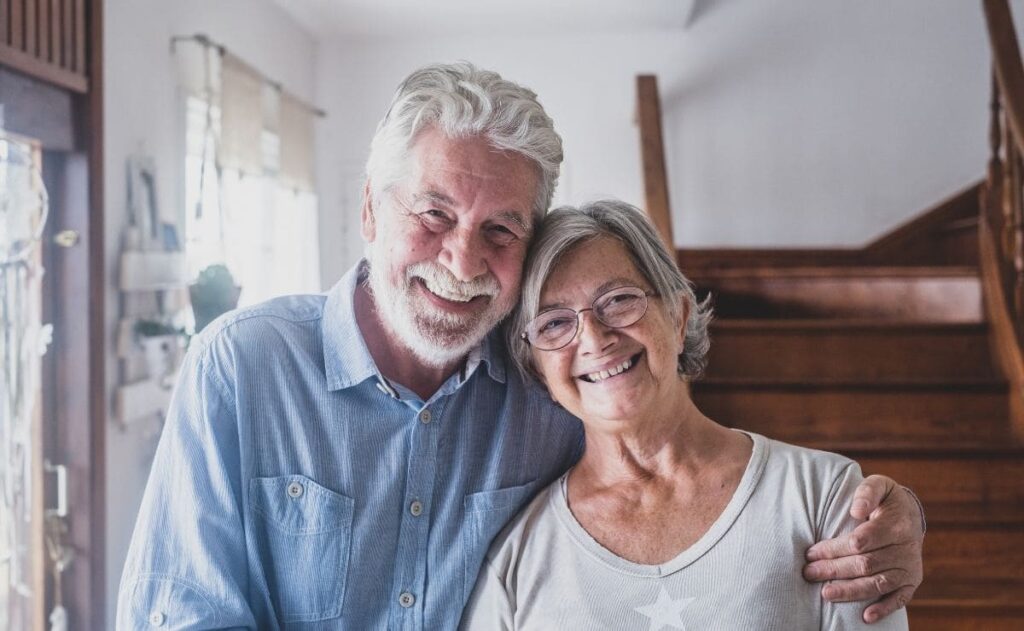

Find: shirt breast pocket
<box><xmin>462</xmin><ymin>481</ymin><xmax>536</xmax><ymax>604</ymax></box>
<box><xmin>249</xmin><ymin>475</ymin><xmax>354</xmax><ymax>624</ymax></box>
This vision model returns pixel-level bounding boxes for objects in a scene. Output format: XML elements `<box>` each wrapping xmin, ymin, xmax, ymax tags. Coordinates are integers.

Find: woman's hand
<box><xmin>802</xmin><ymin>474</ymin><xmax>925</xmax><ymax>623</ymax></box>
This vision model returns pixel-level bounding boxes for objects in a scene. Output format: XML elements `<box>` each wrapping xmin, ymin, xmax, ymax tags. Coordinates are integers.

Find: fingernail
<box><xmin>865</xmin><ymin>611</ymin><xmax>879</xmax><ymax>623</ymax></box>
<box><xmin>804</xmin><ymin>566</ymin><xmax>820</xmax><ymax>580</ymax></box>
<box><xmin>822</xmin><ymin>586</ymin><xmax>836</xmax><ymax>600</ymax></box>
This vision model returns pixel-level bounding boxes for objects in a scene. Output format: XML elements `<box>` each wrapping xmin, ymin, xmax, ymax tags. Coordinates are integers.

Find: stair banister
<box><xmin>635</xmin><ymin>74</ymin><xmax>675</xmax><ymax>253</ymax></box>
<box><xmin>981</xmin><ymin>0</ymin><xmax>1024</xmax><ymax>434</ymax></box>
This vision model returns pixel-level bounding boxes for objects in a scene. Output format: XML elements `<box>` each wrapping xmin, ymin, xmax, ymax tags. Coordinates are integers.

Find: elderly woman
<box><xmin>460</xmin><ymin>200</ymin><xmax>909</xmax><ymax>630</ymax></box>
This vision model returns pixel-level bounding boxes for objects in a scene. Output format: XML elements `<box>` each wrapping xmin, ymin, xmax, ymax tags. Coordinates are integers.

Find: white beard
<box><xmin>365</xmin><ymin>253</ymin><xmax>513</xmax><ymax>369</ymax></box>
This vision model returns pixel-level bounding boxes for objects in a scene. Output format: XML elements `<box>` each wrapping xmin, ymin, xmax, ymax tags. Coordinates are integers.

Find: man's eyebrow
<box><xmin>413</xmin><ymin>191</ymin><xmax>455</xmax><ymax>206</ymax></box>
<box><xmin>496</xmin><ymin>210</ymin><xmax>531</xmax><ymax>234</ymax></box>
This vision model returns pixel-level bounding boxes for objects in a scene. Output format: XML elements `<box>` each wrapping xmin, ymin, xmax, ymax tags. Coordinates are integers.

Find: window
<box><xmin>184</xmin><ymin>96</ymin><xmax>320</xmax><ymax>310</ymax></box>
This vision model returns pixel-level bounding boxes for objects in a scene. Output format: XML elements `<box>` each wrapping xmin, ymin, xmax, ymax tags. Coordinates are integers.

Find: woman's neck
<box><xmin>565</xmin><ymin>397</ymin><xmax>754</xmax><ymax>565</ymax></box>
<box><xmin>571</xmin><ymin>392</ymin><xmax>727</xmax><ymax>488</ymax></box>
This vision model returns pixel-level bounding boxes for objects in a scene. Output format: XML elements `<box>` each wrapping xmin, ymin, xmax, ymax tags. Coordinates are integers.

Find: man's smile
<box><xmin>414</xmin><ymin>277</ymin><xmax>491</xmax><ymax>313</ymax></box>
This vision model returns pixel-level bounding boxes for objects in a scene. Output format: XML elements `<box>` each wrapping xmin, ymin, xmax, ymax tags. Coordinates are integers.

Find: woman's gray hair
<box><xmin>509</xmin><ymin>199</ymin><xmax>713</xmax><ymax>381</ymax></box>
<box><xmin>365</xmin><ymin>61</ymin><xmax>563</xmax><ymax>219</ymax></box>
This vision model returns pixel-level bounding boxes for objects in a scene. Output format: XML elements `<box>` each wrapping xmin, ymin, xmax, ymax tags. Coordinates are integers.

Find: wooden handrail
<box><xmin>984</xmin><ymin>0</ymin><xmax>1024</xmax><ymax>154</ymax></box>
<box><xmin>635</xmin><ymin>75</ymin><xmax>675</xmax><ymax>252</ymax></box>
<box><xmin>981</xmin><ymin>0</ymin><xmax>1024</xmax><ymax>435</ymax></box>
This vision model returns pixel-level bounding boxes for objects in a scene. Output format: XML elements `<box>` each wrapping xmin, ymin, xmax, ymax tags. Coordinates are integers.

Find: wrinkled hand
<box><xmin>802</xmin><ymin>474</ymin><xmax>924</xmax><ymax>623</ymax></box>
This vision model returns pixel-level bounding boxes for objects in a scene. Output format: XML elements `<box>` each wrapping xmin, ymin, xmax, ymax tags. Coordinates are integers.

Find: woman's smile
<box><xmin>577</xmin><ymin>351</ymin><xmax>643</xmax><ymax>383</ymax></box>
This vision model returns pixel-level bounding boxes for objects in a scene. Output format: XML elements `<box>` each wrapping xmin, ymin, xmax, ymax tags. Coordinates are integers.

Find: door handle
<box><xmin>53</xmin><ymin>230</ymin><xmax>80</xmax><ymax>248</ymax></box>
<box><xmin>44</xmin><ymin>460</ymin><xmax>67</xmax><ymax>518</ymax></box>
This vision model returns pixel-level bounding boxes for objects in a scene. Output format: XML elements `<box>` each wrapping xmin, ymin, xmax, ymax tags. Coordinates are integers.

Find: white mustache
<box><xmin>407</xmin><ymin>262</ymin><xmax>499</xmax><ymax>302</ymax></box>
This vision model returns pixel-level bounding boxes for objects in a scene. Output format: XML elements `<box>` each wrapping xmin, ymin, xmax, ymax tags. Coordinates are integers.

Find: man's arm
<box><xmin>116</xmin><ymin>338</ymin><xmax>258</xmax><ymax>630</ymax></box>
<box><xmin>803</xmin><ymin>475</ymin><xmax>925</xmax><ymax>624</ymax></box>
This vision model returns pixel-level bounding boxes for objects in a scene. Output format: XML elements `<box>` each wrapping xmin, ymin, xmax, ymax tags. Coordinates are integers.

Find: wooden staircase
<box><xmin>687</xmin><ymin>247</ymin><xmax>1024</xmax><ymax>629</ymax></box>
<box><xmin>630</xmin><ymin>5</ymin><xmax>1024</xmax><ymax>626</ymax></box>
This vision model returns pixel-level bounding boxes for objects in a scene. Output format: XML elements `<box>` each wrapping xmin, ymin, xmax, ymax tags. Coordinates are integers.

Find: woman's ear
<box><xmin>676</xmin><ymin>297</ymin><xmax>691</xmax><ymax>355</ymax></box>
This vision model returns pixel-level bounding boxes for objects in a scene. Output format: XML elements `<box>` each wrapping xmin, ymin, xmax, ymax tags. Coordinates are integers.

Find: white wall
<box><xmin>314</xmin><ymin>0</ymin><xmax>1000</xmax><ymax>284</ymax></box>
<box><xmin>98</xmin><ymin>0</ymin><xmax>1012</xmax><ymax>623</ymax></box>
<box><xmin>102</xmin><ymin>1</ymin><xmax>317</xmax><ymax>624</ymax></box>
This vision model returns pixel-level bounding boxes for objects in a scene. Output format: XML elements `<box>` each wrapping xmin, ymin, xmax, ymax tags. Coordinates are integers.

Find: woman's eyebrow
<box><xmin>537</xmin><ymin>277</ymin><xmax>640</xmax><ymax>311</ymax></box>
<box><xmin>595</xmin><ymin>278</ymin><xmax>640</xmax><ymax>295</ymax></box>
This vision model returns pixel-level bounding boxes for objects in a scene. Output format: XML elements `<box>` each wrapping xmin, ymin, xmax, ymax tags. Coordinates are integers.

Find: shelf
<box><xmin>119</xmin><ymin>251</ymin><xmax>188</xmax><ymax>291</ymax></box>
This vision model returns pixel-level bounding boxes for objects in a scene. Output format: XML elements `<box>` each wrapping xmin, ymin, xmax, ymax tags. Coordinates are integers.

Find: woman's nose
<box><xmin>576</xmin><ymin>310</ymin><xmax>616</xmax><ymax>354</ymax></box>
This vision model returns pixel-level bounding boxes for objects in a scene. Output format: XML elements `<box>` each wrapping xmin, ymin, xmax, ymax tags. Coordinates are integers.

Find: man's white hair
<box><xmin>365</xmin><ymin>61</ymin><xmax>563</xmax><ymax>220</ymax></box>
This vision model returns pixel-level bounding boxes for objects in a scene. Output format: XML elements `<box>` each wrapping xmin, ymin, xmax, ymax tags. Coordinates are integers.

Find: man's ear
<box><xmin>360</xmin><ymin>180</ymin><xmax>376</xmax><ymax>243</ymax></box>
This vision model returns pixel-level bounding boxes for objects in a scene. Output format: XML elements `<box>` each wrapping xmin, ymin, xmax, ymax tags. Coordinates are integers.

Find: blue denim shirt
<box><xmin>117</xmin><ymin>263</ymin><xmax>584</xmax><ymax>630</ymax></box>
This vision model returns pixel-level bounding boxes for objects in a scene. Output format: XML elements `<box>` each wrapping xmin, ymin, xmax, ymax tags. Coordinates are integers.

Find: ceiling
<box><xmin>272</xmin><ymin>0</ymin><xmax>699</xmax><ymax>40</ymax></box>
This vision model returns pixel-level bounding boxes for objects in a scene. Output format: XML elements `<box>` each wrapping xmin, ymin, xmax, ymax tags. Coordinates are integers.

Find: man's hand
<box><xmin>802</xmin><ymin>474</ymin><xmax>925</xmax><ymax>623</ymax></box>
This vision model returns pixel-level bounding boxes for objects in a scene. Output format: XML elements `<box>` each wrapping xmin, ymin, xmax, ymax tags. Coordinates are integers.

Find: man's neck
<box><xmin>353</xmin><ymin>282</ymin><xmax>465</xmax><ymax>401</ymax></box>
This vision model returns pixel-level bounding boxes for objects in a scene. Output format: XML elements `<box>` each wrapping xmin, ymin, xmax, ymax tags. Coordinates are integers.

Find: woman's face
<box><xmin>531</xmin><ymin>236</ymin><xmax>686</xmax><ymax>426</ymax></box>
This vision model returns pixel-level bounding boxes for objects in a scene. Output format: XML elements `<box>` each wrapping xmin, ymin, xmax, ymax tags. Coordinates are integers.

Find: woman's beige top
<box><xmin>460</xmin><ymin>431</ymin><xmax>908</xmax><ymax>630</ymax></box>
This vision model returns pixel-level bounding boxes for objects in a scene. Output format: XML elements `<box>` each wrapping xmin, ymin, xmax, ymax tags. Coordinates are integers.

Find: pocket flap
<box><xmin>464</xmin><ymin>480</ymin><xmax>536</xmax><ymax>514</ymax></box>
<box><xmin>250</xmin><ymin>475</ymin><xmax>354</xmax><ymax>535</ymax></box>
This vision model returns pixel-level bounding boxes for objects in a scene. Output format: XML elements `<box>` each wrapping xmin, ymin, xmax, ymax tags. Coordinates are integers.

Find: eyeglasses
<box><xmin>522</xmin><ymin>286</ymin><xmax>657</xmax><ymax>351</ymax></box>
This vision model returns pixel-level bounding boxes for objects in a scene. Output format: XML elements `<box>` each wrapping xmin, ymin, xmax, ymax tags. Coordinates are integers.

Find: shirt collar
<box><xmin>321</xmin><ymin>260</ymin><xmax>507</xmax><ymax>392</ymax></box>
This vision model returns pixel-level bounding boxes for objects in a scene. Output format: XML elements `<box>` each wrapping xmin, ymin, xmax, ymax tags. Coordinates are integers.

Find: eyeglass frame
<box><xmin>520</xmin><ymin>285</ymin><xmax>659</xmax><ymax>352</ymax></box>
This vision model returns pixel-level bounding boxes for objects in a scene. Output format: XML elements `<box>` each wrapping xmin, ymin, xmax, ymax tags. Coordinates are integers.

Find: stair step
<box><xmin>703</xmin><ymin>376</ymin><xmax>1003</xmax><ymax>388</ymax></box>
<box><xmin>692</xmin><ymin>265</ymin><xmax>979</xmax><ymax>278</ymax></box>
<box><xmin>923</xmin><ymin>502</ymin><xmax>1024</xmax><ymax>528</ymax></box>
<box><xmin>910</xmin><ymin>579</ymin><xmax>1024</xmax><ymax>629</ymax></box>
<box><xmin>694</xmin><ymin>381</ymin><xmax>1009</xmax><ymax>445</ymax></box>
<box><xmin>705</xmin><ymin>321</ymin><xmax>995</xmax><ymax>382</ymax></box>
<box><xmin>915</xmin><ymin>578</ymin><xmax>1024</xmax><ymax>609</ymax></box>
<box><xmin>920</xmin><ymin>527</ymin><xmax>1024</xmax><ymax>581</ymax></box>
<box><xmin>690</xmin><ymin>266</ymin><xmax>981</xmax><ymax>322</ymax></box>
<box><xmin>710</xmin><ymin>319</ymin><xmax>988</xmax><ymax>330</ymax></box>
<box><xmin>854</xmin><ymin>451</ymin><xmax>1024</xmax><ymax>506</ymax></box>
<box><xmin>797</xmin><ymin>438</ymin><xmax>1021</xmax><ymax>455</ymax></box>
<box><xmin>908</xmin><ymin>610</ymin><xmax>1024</xmax><ymax>630</ymax></box>
<box><xmin>693</xmin><ymin>265</ymin><xmax>980</xmax><ymax>279</ymax></box>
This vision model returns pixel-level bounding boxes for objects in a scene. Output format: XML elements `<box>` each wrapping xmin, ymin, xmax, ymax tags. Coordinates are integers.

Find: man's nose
<box><xmin>577</xmin><ymin>310</ymin><xmax>616</xmax><ymax>354</ymax></box>
<box><xmin>439</xmin><ymin>228</ymin><xmax>487</xmax><ymax>281</ymax></box>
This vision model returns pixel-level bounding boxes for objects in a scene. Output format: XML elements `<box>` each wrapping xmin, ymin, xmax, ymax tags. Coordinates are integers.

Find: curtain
<box><xmin>219</xmin><ymin>53</ymin><xmax>264</xmax><ymax>176</ymax></box>
<box><xmin>279</xmin><ymin>92</ymin><xmax>316</xmax><ymax>192</ymax></box>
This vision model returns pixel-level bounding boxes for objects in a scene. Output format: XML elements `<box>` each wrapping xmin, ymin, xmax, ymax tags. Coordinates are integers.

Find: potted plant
<box><xmin>189</xmin><ymin>264</ymin><xmax>241</xmax><ymax>333</ymax></box>
<box><xmin>134</xmin><ymin>319</ymin><xmax>186</xmax><ymax>381</ymax></box>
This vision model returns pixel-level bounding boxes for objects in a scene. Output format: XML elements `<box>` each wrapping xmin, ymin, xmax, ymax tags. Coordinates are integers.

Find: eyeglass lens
<box><xmin>527</xmin><ymin>286</ymin><xmax>649</xmax><ymax>350</ymax></box>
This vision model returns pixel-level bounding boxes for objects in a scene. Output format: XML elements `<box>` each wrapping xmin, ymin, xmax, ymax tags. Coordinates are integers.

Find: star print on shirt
<box><xmin>634</xmin><ymin>586</ymin><xmax>696</xmax><ymax>631</ymax></box>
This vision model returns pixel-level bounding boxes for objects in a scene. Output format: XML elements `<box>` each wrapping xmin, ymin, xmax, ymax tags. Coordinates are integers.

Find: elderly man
<box><xmin>117</xmin><ymin>63</ymin><xmax>924</xmax><ymax>630</ymax></box>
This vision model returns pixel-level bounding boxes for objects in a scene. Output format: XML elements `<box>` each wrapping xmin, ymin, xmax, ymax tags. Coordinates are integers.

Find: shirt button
<box><xmin>410</xmin><ymin>500</ymin><xmax>423</xmax><ymax>517</ymax></box>
<box><xmin>399</xmin><ymin>591</ymin><xmax>415</xmax><ymax>608</ymax></box>
<box><xmin>419</xmin><ymin>409</ymin><xmax>432</xmax><ymax>424</ymax></box>
<box><xmin>149</xmin><ymin>611</ymin><xmax>165</xmax><ymax>626</ymax></box>
<box><xmin>376</xmin><ymin>381</ymin><xmax>397</xmax><ymax>398</ymax></box>
<box><xmin>287</xmin><ymin>482</ymin><xmax>304</xmax><ymax>498</ymax></box>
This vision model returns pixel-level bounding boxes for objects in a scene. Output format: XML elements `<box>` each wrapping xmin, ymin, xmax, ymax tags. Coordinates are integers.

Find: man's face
<box><xmin>362</xmin><ymin>127</ymin><xmax>540</xmax><ymax>367</ymax></box>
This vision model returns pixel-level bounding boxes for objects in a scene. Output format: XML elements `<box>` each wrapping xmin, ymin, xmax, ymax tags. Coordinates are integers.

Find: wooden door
<box><xmin>1</xmin><ymin>0</ymin><xmax>103</xmax><ymax>627</ymax></box>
